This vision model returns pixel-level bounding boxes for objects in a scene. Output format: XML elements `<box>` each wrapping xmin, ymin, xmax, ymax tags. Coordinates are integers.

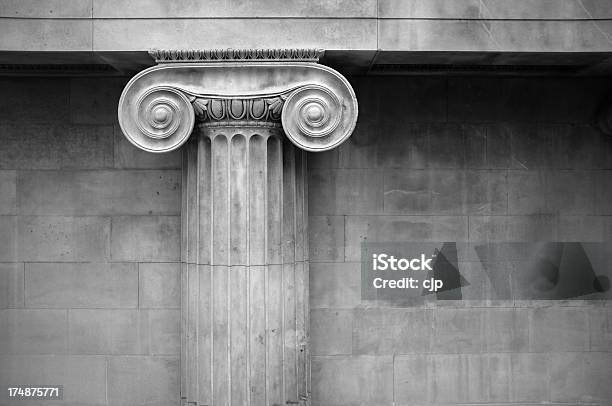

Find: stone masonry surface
<box><xmin>0</xmin><ymin>77</ymin><xmax>181</xmax><ymax>406</ymax></box>
<box><xmin>1</xmin><ymin>74</ymin><xmax>612</xmax><ymax>405</ymax></box>
<box><xmin>308</xmin><ymin>75</ymin><xmax>612</xmax><ymax>406</ymax></box>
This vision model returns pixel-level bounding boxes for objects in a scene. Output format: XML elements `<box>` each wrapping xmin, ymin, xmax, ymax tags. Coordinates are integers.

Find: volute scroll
<box><xmin>118</xmin><ymin>50</ymin><xmax>358</xmax><ymax>153</ymax></box>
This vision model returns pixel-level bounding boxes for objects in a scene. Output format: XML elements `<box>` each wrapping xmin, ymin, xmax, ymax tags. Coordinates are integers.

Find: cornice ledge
<box><xmin>118</xmin><ymin>50</ymin><xmax>358</xmax><ymax>153</ymax></box>
<box><xmin>150</xmin><ymin>48</ymin><xmax>325</xmax><ymax>63</ymax></box>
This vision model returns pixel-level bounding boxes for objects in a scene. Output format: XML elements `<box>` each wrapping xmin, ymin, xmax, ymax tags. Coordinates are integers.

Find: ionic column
<box><xmin>181</xmin><ymin>112</ymin><xmax>309</xmax><ymax>406</ymax></box>
<box><xmin>117</xmin><ymin>49</ymin><xmax>358</xmax><ymax>406</ymax></box>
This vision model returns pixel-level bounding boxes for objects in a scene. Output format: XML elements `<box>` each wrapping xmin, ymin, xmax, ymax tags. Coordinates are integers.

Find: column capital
<box><xmin>117</xmin><ymin>48</ymin><xmax>358</xmax><ymax>153</ymax></box>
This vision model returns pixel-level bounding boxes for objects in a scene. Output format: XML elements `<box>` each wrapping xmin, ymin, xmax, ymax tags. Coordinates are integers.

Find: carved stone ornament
<box><xmin>118</xmin><ymin>48</ymin><xmax>358</xmax><ymax>152</ymax></box>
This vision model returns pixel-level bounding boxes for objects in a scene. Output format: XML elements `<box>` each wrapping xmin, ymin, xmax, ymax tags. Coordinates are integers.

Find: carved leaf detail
<box><xmin>266</xmin><ymin>96</ymin><xmax>285</xmax><ymax>116</ymax></box>
<box><xmin>192</xmin><ymin>98</ymin><xmax>209</xmax><ymax>117</ymax></box>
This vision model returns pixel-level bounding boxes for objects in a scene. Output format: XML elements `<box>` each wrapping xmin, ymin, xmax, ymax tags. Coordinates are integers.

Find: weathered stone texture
<box><xmin>0</xmin><ymin>171</ymin><xmax>16</xmax><ymax>215</ymax></box>
<box><xmin>311</xmin><ymin>356</ymin><xmax>393</xmax><ymax>405</ymax></box>
<box><xmin>530</xmin><ymin>307</ymin><xmax>589</xmax><ymax>352</ymax></box>
<box><xmin>18</xmin><ymin>216</ymin><xmax>110</xmax><ymax>261</ymax></box>
<box><xmin>338</xmin><ymin>123</ymin><xmax>379</xmax><ymax>169</ymax></box>
<box><xmin>114</xmin><ymin>127</ymin><xmax>182</xmax><ymax>169</ymax></box>
<box><xmin>308</xmin><ymin>75</ymin><xmax>612</xmax><ymax>405</ymax></box>
<box><xmin>106</xmin><ymin>356</ymin><xmax>180</xmax><ymax>406</ymax></box>
<box><xmin>507</xmin><ymin>170</ymin><xmax>548</xmax><ymax>214</ymax></box>
<box><xmin>378</xmin><ymin>0</ymin><xmax>612</xmax><ymax>19</ymax></box>
<box><xmin>550</xmin><ymin>352</ymin><xmax>612</xmax><ymax>403</ymax></box>
<box><xmin>309</xmin><ymin>216</ymin><xmax>345</xmax><ymax>262</ymax></box>
<box><xmin>393</xmin><ymin>355</ymin><xmax>429</xmax><ymax>405</ymax></box>
<box><xmin>311</xmin><ymin>309</ymin><xmax>353</xmax><ymax>356</ymax></box>
<box><xmin>448</xmin><ymin>78</ymin><xmax>611</xmax><ymax>124</ymax></box>
<box><xmin>468</xmin><ymin>214</ymin><xmax>559</xmax><ymax>241</ymax></box>
<box><xmin>93</xmin><ymin>19</ymin><xmax>378</xmax><ymax>51</ymax></box>
<box><xmin>377</xmin><ymin>78</ymin><xmax>448</xmax><ymax>124</ymax></box>
<box><xmin>0</xmin><ymin>74</ymin><xmax>611</xmax><ymax>406</ymax></box>
<box><xmin>92</xmin><ymin>0</ymin><xmax>377</xmax><ymax>18</ymax></box>
<box><xmin>139</xmin><ymin>263</ymin><xmax>181</xmax><ymax>309</ymax></box>
<box><xmin>380</xmin><ymin>19</ymin><xmax>612</xmax><ymax>53</ymax></box>
<box><xmin>69</xmin><ymin>309</ymin><xmax>179</xmax><ymax>355</ymax></box>
<box><xmin>0</xmin><ymin>78</ymin><xmax>70</xmax><ymax>123</ymax></box>
<box><xmin>0</xmin><ymin>0</ymin><xmax>93</xmax><ymax>18</ymax></box>
<box><xmin>309</xmin><ymin>169</ymin><xmax>384</xmax><ymax>215</ymax></box>
<box><xmin>483</xmin><ymin>308</ymin><xmax>529</xmax><ymax>353</ymax></box>
<box><xmin>69</xmin><ymin>78</ymin><xmax>127</xmax><ymax>125</ymax></box>
<box><xmin>353</xmin><ymin>308</ymin><xmax>432</xmax><ymax>355</ymax></box>
<box><xmin>345</xmin><ymin>215</ymin><xmax>468</xmax><ymax>261</ymax></box>
<box><xmin>0</xmin><ymin>355</ymin><xmax>107</xmax><ymax>405</ymax></box>
<box><xmin>589</xmin><ymin>308</ymin><xmax>612</xmax><ymax>351</ymax></box>
<box><xmin>432</xmin><ymin>308</ymin><xmax>484</xmax><ymax>353</ymax></box>
<box><xmin>0</xmin><ymin>309</ymin><xmax>68</xmax><ymax>354</ymax></box>
<box><xmin>25</xmin><ymin>263</ymin><xmax>138</xmax><ymax>308</ymax></box>
<box><xmin>596</xmin><ymin>171</ymin><xmax>612</xmax><ymax>215</ymax></box>
<box><xmin>111</xmin><ymin>216</ymin><xmax>181</xmax><ymax>261</ymax></box>
<box><xmin>4</xmin><ymin>0</ymin><xmax>612</xmax><ymax>56</ymax></box>
<box><xmin>558</xmin><ymin>215</ymin><xmax>607</xmax><ymax>241</ymax></box>
<box><xmin>310</xmin><ymin>262</ymin><xmax>361</xmax><ymax>309</ymax></box>
<box><xmin>307</xmin><ymin>148</ymin><xmax>338</xmax><ymax>169</ymax></box>
<box><xmin>0</xmin><ymin>216</ymin><xmax>17</xmax><ymax>261</ymax></box>
<box><xmin>18</xmin><ymin>170</ymin><xmax>181</xmax><ymax>215</ymax></box>
<box><xmin>0</xmin><ymin>19</ymin><xmax>93</xmax><ymax>51</ymax></box>
<box><xmin>0</xmin><ymin>76</ymin><xmax>185</xmax><ymax>405</ymax></box>
<box><xmin>0</xmin><ymin>124</ymin><xmax>114</xmax><ymax>169</ymax></box>
<box><xmin>0</xmin><ymin>263</ymin><xmax>23</xmax><ymax>309</ymax></box>
<box><xmin>384</xmin><ymin>169</ymin><xmax>508</xmax><ymax>215</ymax></box>
<box><xmin>509</xmin><ymin>352</ymin><xmax>550</xmax><ymax>403</ymax></box>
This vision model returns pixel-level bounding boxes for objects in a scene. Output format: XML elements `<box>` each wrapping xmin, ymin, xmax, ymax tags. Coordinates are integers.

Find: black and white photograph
<box><xmin>1</xmin><ymin>1</ymin><xmax>612</xmax><ymax>405</ymax></box>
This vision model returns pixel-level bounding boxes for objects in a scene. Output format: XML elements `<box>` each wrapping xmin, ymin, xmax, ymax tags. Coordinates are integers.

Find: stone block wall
<box><xmin>1</xmin><ymin>74</ymin><xmax>612</xmax><ymax>405</ymax></box>
<box><xmin>308</xmin><ymin>76</ymin><xmax>612</xmax><ymax>405</ymax></box>
<box><xmin>3</xmin><ymin>0</ymin><xmax>612</xmax><ymax>55</ymax></box>
<box><xmin>0</xmin><ymin>77</ymin><xmax>182</xmax><ymax>406</ymax></box>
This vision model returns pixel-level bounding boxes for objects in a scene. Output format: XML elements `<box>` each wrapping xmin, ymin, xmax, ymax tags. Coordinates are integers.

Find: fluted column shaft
<box><xmin>181</xmin><ymin>124</ymin><xmax>309</xmax><ymax>406</ymax></box>
<box><xmin>117</xmin><ymin>48</ymin><xmax>358</xmax><ymax>406</ymax></box>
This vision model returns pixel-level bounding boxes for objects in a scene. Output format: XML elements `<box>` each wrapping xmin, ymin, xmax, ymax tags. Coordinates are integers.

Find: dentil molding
<box><xmin>118</xmin><ymin>48</ymin><xmax>358</xmax><ymax>152</ymax></box>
